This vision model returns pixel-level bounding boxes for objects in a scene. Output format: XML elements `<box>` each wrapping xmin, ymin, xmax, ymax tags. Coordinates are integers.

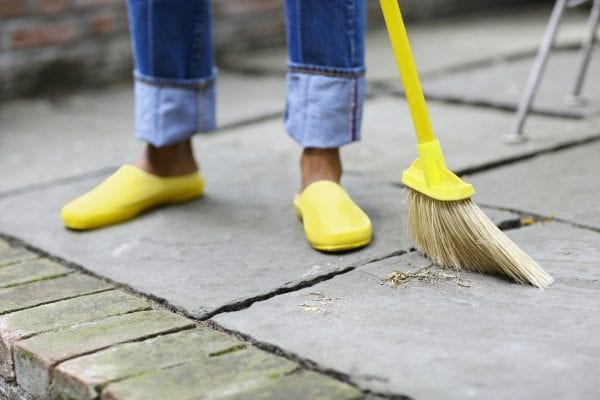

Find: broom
<box><xmin>380</xmin><ymin>0</ymin><xmax>553</xmax><ymax>288</ymax></box>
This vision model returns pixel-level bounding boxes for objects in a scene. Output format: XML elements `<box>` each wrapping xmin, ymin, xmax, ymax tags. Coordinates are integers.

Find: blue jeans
<box><xmin>127</xmin><ymin>0</ymin><xmax>366</xmax><ymax>148</ymax></box>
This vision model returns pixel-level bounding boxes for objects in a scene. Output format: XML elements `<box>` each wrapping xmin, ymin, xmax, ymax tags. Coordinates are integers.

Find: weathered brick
<box><xmin>72</xmin><ymin>0</ymin><xmax>124</xmax><ymax>8</ymax></box>
<box><xmin>0</xmin><ymin>273</ymin><xmax>112</xmax><ymax>315</ymax></box>
<box><xmin>0</xmin><ymin>290</ymin><xmax>150</xmax><ymax>378</ymax></box>
<box><xmin>101</xmin><ymin>348</ymin><xmax>297</xmax><ymax>400</ymax></box>
<box><xmin>91</xmin><ymin>13</ymin><xmax>115</xmax><ymax>36</ymax></box>
<box><xmin>0</xmin><ymin>0</ymin><xmax>27</xmax><ymax>18</ymax></box>
<box><xmin>14</xmin><ymin>310</ymin><xmax>193</xmax><ymax>398</ymax></box>
<box><xmin>52</xmin><ymin>328</ymin><xmax>242</xmax><ymax>400</ymax></box>
<box><xmin>220</xmin><ymin>370</ymin><xmax>363</xmax><ymax>400</ymax></box>
<box><xmin>39</xmin><ymin>0</ymin><xmax>67</xmax><ymax>14</ymax></box>
<box><xmin>11</xmin><ymin>23</ymin><xmax>79</xmax><ymax>49</ymax></box>
<box><xmin>0</xmin><ymin>259</ymin><xmax>70</xmax><ymax>289</ymax></box>
<box><xmin>0</xmin><ymin>247</ymin><xmax>38</xmax><ymax>267</ymax></box>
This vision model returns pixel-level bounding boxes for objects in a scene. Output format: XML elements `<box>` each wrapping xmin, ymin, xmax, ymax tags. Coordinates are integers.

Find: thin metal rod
<box><xmin>568</xmin><ymin>0</ymin><xmax>600</xmax><ymax>98</ymax></box>
<box><xmin>567</xmin><ymin>0</ymin><xmax>591</xmax><ymax>8</ymax></box>
<box><xmin>505</xmin><ymin>0</ymin><xmax>568</xmax><ymax>143</ymax></box>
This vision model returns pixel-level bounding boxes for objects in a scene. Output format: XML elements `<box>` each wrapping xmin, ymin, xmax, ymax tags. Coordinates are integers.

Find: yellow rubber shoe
<box><xmin>294</xmin><ymin>181</ymin><xmax>372</xmax><ymax>252</ymax></box>
<box><xmin>61</xmin><ymin>165</ymin><xmax>204</xmax><ymax>230</ymax></box>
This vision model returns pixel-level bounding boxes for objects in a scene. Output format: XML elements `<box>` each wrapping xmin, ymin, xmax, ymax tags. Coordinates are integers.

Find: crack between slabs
<box><xmin>1</xmin><ymin>232</ymin><xmax>412</xmax><ymax>399</ymax></box>
<box><xmin>477</xmin><ymin>203</ymin><xmax>600</xmax><ymax>235</ymax></box>
<box><xmin>200</xmin><ymin>248</ymin><xmax>413</xmax><ymax>320</ymax></box>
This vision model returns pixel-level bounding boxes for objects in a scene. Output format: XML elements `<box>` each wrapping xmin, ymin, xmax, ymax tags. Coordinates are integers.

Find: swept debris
<box><xmin>380</xmin><ymin>266</ymin><xmax>473</xmax><ymax>288</ymax></box>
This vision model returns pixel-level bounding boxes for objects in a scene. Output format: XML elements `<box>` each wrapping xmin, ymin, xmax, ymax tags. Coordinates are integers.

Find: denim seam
<box><xmin>190</xmin><ymin>0</ymin><xmax>202</xmax><ymax>78</ymax></box>
<box><xmin>198</xmin><ymin>87</ymin><xmax>204</xmax><ymax>131</ymax></box>
<box><xmin>154</xmin><ymin>85</ymin><xmax>161</xmax><ymax>144</ymax></box>
<box><xmin>147</xmin><ymin>0</ymin><xmax>154</xmax><ymax>76</ymax></box>
<box><xmin>302</xmin><ymin>74</ymin><xmax>310</xmax><ymax>144</ymax></box>
<box><xmin>193</xmin><ymin>86</ymin><xmax>199</xmax><ymax>134</ymax></box>
<box><xmin>135</xmin><ymin>75</ymin><xmax>216</xmax><ymax>90</ymax></box>
<box><xmin>346</xmin><ymin>0</ymin><xmax>357</xmax><ymax>67</ymax></box>
<box><xmin>288</xmin><ymin>65</ymin><xmax>365</xmax><ymax>78</ymax></box>
<box><xmin>295</xmin><ymin>0</ymin><xmax>302</xmax><ymax>64</ymax></box>
<box><xmin>348</xmin><ymin>77</ymin><xmax>355</xmax><ymax>142</ymax></box>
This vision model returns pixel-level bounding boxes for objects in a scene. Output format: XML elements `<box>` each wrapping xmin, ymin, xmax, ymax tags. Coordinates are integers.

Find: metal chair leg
<box><xmin>504</xmin><ymin>0</ymin><xmax>568</xmax><ymax>144</ymax></box>
<box><xmin>565</xmin><ymin>0</ymin><xmax>600</xmax><ymax>106</ymax></box>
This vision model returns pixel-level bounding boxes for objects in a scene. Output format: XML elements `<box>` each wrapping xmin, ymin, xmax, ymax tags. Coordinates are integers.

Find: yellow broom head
<box><xmin>407</xmin><ymin>190</ymin><xmax>553</xmax><ymax>288</ymax></box>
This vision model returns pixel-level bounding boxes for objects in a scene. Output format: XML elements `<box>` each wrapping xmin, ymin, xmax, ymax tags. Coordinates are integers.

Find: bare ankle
<box><xmin>137</xmin><ymin>140</ymin><xmax>199</xmax><ymax>177</ymax></box>
<box><xmin>300</xmin><ymin>148</ymin><xmax>342</xmax><ymax>191</ymax></box>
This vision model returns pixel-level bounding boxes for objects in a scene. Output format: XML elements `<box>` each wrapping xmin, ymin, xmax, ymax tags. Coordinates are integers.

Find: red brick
<box><xmin>0</xmin><ymin>0</ymin><xmax>27</xmax><ymax>18</ymax></box>
<box><xmin>72</xmin><ymin>0</ymin><xmax>124</xmax><ymax>8</ymax></box>
<box><xmin>39</xmin><ymin>0</ymin><xmax>68</xmax><ymax>14</ymax></box>
<box><xmin>91</xmin><ymin>14</ymin><xmax>115</xmax><ymax>36</ymax></box>
<box><xmin>11</xmin><ymin>23</ymin><xmax>79</xmax><ymax>49</ymax></box>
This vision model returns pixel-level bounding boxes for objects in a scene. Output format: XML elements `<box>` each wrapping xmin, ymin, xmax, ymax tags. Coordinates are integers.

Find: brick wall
<box><xmin>0</xmin><ymin>0</ymin><xmax>548</xmax><ymax>101</ymax></box>
<box><xmin>0</xmin><ymin>0</ymin><xmax>131</xmax><ymax>100</ymax></box>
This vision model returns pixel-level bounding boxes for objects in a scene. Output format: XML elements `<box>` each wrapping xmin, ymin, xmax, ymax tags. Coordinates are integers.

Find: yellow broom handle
<box><xmin>380</xmin><ymin>0</ymin><xmax>436</xmax><ymax>144</ymax></box>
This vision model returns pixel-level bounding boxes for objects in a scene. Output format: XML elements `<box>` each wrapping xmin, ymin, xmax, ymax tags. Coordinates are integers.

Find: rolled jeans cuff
<box><xmin>134</xmin><ymin>72</ymin><xmax>217</xmax><ymax>147</ymax></box>
<box><xmin>284</xmin><ymin>71</ymin><xmax>365</xmax><ymax>149</ymax></box>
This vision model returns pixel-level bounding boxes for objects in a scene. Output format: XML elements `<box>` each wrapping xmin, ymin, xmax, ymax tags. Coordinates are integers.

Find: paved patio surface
<box><xmin>1</xmin><ymin>5</ymin><xmax>599</xmax><ymax>400</ymax></box>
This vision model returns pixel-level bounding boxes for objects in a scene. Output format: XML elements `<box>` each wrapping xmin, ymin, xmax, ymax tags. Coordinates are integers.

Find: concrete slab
<box><xmin>422</xmin><ymin>49</ymin><xmax>600</xmax><ymax>117</ymax></box>
<box><xmin>346</xmin><ymin>96</ymin><xmax>600</xmax><ymax>182</ymax></box>
<box><xmin>223</xmin><ymin>7</ymin><xmax>590</xmax><ymax>80</ymax></box>
<box><xmin>0</xmin><ymin>168</ymin><xmax>409</xmax><ymax>319</ymax></box>
<box><xmin>467</xmin><ymin>141</ymin><xmax>600</xmax><ymax>231</ymax></box>
<box><xmin>0</xmin><ymin>73</ymin><xmax>284</xmax><ymax>195</ymax></box>
<box><xmin>0</xmin><ymin>98</ymin><xmax>596</xmax><ymax>319</ymax></box>
<box><xmin>214</xmin><ymin>222</ymin><xmax>600</xmax><ymax>400</ymax></box>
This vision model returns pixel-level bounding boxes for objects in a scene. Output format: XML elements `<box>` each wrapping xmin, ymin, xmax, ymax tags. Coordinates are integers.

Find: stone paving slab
<box><xmin>0</xmin><ymin>259</ymin><xmax>70</xmax><ymax>289</ymax></box>
<box><xmin>219</xmin><ymin>370</ymin><xmax>363</xmax><ymax>400</ymax></box>
<box><xmin>422</xmin><ymin>49</ymin><xmax>600</xmax><ymax>117</ymax></box>
<box><xmin>0</xmin><ymin>98</ymin><xmax>595</xmax><ymax>320</ymax></box>
<box><xmin>347</xmin><ymin>96</ymin><xmax>599</xmax><ymax>182</ymax></box>
<box><xmin>0</xmin><ymin>290</ymin><xmax>149</xmax><ymax>379</ymax></box>
<box><xmin>224</xmin><ymin>7</ymin><xmax>589</xmax><ymax>80</ymax></box>
<box><xmin>100</xmin><ymin>347</ymin><xmax>299</xmax><ymax>400</ymax></box>
<box><xmin>0</xmin><ymin>273</ymin><xmax>112</xmax><ymax>315</ymax></box>
<box><xmin>14</xmin><ymin>310</ymin><xmax>194</xmax><ymax>398</ymax></box>
<box><xmin>214</xmin><ymin>222</ymin><xmax>600</xmax><ymax>400</ymax></box>
<box><xmin>467</xmin><ymin>140</ymin><xmax>600</xmax><ymax>231</ymax></box>
<box><xmin>51</xmin><ymin>328</ymin><xmax>243</xmax><ymax>400</ymax></box>
<box><xmin>0</xmin><ymin>247</ymin><xmax>38</xmax><ymax>267</ymax></box>
<box><xmin>0</xmin><ymin>73</ymin><xmax>284</xmax><ymax>195</ymax></box>
<box><xmin>0</xmin><ymin>171</ymin><xmax>409</xmax><ymax>320</ymax></box>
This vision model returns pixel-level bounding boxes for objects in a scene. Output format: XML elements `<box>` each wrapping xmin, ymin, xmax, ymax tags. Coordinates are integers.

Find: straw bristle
<box><xmin>408</xmin><ymin>190</ymin><xmax>553</xmax><ymax>288</ymax></box>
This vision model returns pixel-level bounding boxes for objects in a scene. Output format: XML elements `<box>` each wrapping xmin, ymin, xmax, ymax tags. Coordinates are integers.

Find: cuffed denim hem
<box><xmin>287</xmin><ymin>61</ymin><xmax>365</xmax><ymax>78</ymax></box>
<box><xmin>134</xmin><ymin>76</ymin><xmax>216</xmax><ymax>147</ymax></box>
<box><xmin>285</xmin><ymin>71</ymin><xmax>365</xmax><ymax>148</ymax></box>
<box><xmin>134</xmin><ymin>68</ymin><xmax>218</xmax><ymax>89</ymax></box>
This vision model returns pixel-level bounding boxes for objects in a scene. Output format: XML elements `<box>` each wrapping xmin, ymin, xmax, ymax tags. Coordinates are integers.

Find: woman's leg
<box><xmin>61</xmin><ymin>0</ymin><xmax>215</xmax><ymax>230</ymax></box>
<box><xmin>284</xmin><ymin>0</ymin><xmax>366</xmax><ymax>188</ymax></box>
<box><xmin>285</xmin><ymin>0</ymin><xmax>371</xmax><ymax>251</ymax></box>
<box><xmin>129</xmin><ymin>0</ymin><xmax>216</xmax><ymax>176</ymax></box>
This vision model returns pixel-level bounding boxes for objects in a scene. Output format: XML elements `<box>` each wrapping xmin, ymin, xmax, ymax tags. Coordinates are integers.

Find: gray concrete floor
<box><xmin>1</xmin><ymin>5</ymin><xmax>599</xmax><ymax>400</ymax></box>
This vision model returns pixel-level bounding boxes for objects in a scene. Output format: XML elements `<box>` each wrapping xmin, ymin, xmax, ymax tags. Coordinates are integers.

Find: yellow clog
<box><xmin>294</xmin><ymin>181</ymin><xmax>372</xmax><ymax>252</ymax></box>
<box><xmin>61</xmin><ymin>165</ymin><xmax>204</xmax><ymax>230</ymax></box>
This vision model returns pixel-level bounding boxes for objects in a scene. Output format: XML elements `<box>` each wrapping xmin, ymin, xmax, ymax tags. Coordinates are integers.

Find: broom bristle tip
<box><xmin>408</xmin><ymin>190</ymin><xmax>553</xmax><ymax>288</ymax></box>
